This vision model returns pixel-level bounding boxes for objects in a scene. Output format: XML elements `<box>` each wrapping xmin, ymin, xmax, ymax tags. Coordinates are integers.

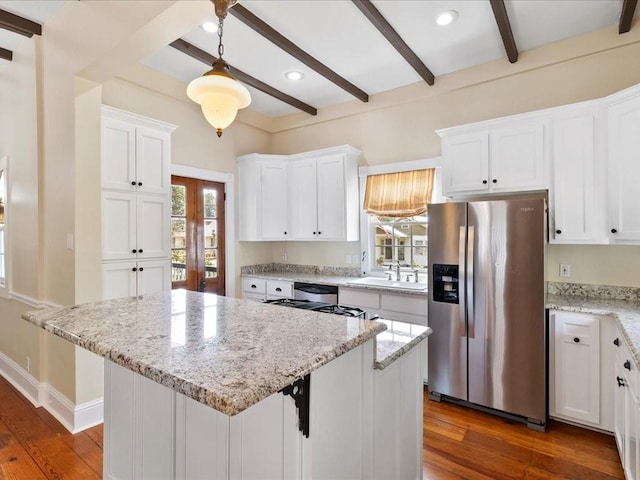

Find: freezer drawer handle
<box><xmin>614</xmin><ymin>338</ymin><xmax>620</xmax><ymax>347</ymax></box>
<box><xmin>573</xmin><ymin>337</ymin><xmax>580</xmax><ymax>343</ymax></box>
<box><xmin>624</xmin><ymin>360</ymin><xmax>631</xmax><ymax>371</ymax></box>
<box><xmin>617</xmin><ymin>376</ymin><xmax>625</xmax><ymax>388</ymax></box>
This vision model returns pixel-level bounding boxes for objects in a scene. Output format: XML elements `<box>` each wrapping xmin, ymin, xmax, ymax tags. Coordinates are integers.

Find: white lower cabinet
<box><xmin>103</xmin><ymin>339</ymin><xmax>424</xmax><ymax>480</ymax></box>
<box><xmin>241</xmin><ymin>277</ymin><xmax>293</xmax><ymax>301</ymax></box>
<box><xmin>339</xmin><ymin>287</ymin><xmax>428</xmax><ymax>383</ymax></box>
<box><xmin>102</xmin><ymin>260</ymin><xmax>171</xmax><ymax>300</ymax></box>
<box><xmin>614</xmin><ymin>329</ymin><xmax>640</xmax><ymax>480</ymax></box>
<box><xmin>549</xmin><ymin>310</ymin><xmax>614</xmax><ymax>432</ymax></box>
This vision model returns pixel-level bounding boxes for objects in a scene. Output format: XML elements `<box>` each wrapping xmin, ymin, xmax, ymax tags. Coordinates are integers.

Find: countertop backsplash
<box><xmin>241</xmin><ymin>263</ymin><xmax>362</xmax><ymax>278</ymax></box>
<box><xmin>547</xmin><ymin>281</ymin><xmax>640</xmax><ymax>301</ymax></box>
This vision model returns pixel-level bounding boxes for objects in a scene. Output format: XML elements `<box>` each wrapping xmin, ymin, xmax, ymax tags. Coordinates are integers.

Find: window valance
<box><xmin>363</xmin><ymin>168</ymin><xmax>435</xmax><ymax>217</ymax></box>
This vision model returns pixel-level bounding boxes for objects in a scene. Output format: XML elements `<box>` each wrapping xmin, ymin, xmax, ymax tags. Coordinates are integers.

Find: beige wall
<box><xmin>266</xmin><ymin>31</ymin><xmax>640</xmax><ymax>287</ymax></box>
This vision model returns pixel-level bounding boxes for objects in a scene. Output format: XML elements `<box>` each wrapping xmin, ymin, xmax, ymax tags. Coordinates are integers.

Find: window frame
<box><xmin>358</xmin><ymin>157</ymin><xmax>442</xmax><ymax>279</ymax></box>
<box><xmin>0</xmin><ymin>156</ymin><xmax>9</xmax><ymax>299</ymax></box>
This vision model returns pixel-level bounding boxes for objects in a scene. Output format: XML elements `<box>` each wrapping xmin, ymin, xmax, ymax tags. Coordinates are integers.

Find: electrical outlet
<box><xmin>345</xmin><ymin>254</ymin><xmax>352</xmax><ymax>264</ymax></box>
<box><xmin>351</xmin><ymin>254</ymin><xmax>360</xmax><ymax>264</ymax></box>
<box><xmin>559</xmin><ymin>264</ymin><xmax>571</xmax><ymax>277</ymax></box>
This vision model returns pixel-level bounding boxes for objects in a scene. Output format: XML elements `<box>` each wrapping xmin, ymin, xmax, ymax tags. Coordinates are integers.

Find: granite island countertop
<box><xmin>22</xmin><ymin>290</ymin><xmax>386</xmax><ymax>416</ymax></box>
<box><xmin>547</xmin><ymin>293</ymin><xmax>640</xmax><ymax>371</ymax></box>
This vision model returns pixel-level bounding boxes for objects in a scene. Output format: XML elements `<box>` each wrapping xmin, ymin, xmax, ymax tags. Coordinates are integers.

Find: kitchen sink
<box><xmin>346</xmin><ymin>277</ymin><xmax>427</xmax><ymax>291</ymax></box>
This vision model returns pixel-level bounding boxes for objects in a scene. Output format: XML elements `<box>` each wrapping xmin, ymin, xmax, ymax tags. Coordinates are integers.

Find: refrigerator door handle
<box><xmin>467</xmin><ymin>225</ymin><xmax>475</xmax><ymax>339</ymax></box>
<box><xmin>458</xmin><ymin>226</ymin><xmax>466</xmax><ymax>338</ymax></box>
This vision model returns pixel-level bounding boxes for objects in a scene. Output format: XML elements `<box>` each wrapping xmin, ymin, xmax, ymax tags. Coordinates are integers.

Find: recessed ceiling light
<box><xmin>285</xmin><ymin>71</ymin><xmax>304</xmax><ymax>81</ymax></box>
<box><xmin>436</xmin><ymin>10</ymin><xmax>458</xmax><ymax>26</ymax></box>
<box><xmin>201</xmin><ymin>21</ymin><xmax>218</xmax><ymax>33</ymax></box>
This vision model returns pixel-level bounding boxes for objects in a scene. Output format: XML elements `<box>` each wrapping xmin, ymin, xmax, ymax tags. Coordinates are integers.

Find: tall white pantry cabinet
<box><xmin>101</xmin><ymin>106</ymin><xmax>176</xmax><ymax>300</ymax></box>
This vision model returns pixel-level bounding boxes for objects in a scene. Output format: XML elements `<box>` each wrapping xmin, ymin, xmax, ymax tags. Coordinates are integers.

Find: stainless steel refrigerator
<box><xmin>427</xmin><ymin>197</ymin><xmax>546</xmax><ymax>430</ymax></box>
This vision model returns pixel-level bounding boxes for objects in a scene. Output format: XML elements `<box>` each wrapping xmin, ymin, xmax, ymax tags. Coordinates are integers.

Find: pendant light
<box><xmin>187</xmin><ymin>0</ymin><xmax>251</xmax><ymax>138</ymax></box>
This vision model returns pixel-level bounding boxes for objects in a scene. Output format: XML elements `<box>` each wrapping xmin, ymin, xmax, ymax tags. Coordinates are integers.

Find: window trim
<box><xmin>0</xmin><ymin>155</ymin><xmax>8</xmax><ymax>299</ymax></box>
<box><xmin>358</xmin><ymin>157</ymin><xmax>442</xmax><ymax>278</ymax></box>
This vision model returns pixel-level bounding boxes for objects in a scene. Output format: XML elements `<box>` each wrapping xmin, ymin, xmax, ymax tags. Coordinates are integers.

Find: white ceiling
<box><xmin>0</xmin><ymin>0</ymin><xmax>637</xmax><ymax>118</ymax></box>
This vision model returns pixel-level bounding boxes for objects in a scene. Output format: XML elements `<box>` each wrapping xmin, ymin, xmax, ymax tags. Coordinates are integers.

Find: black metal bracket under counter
<box><xmin>280</xmin><ymin>374</ymin><xmax>310</xmax><ymax>438</ymax></box>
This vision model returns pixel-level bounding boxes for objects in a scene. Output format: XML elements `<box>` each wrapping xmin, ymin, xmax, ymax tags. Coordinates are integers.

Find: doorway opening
<box><xmin>171</xmin><ymin>175</ymin><xmax>225</xmax><ymax>295</ymax></box>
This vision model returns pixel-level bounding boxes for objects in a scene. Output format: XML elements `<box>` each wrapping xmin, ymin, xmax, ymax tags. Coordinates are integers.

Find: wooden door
<box><xmin>171</xmin><ymin>176</ymin><xmax>225</xmax><ymax>295</ymax></box>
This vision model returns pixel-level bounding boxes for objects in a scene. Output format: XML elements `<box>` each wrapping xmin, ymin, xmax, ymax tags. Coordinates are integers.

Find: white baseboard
<box><xmin>0</xmin><ymin>351</ymin><xmax>103</xmax><ymax>433</ymax></box>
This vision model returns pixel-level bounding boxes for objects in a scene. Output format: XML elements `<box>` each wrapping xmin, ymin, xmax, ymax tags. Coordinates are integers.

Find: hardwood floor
<box><xmin>0</xmin><ymin>377</ymin><xmax>625</xmax><ymax>479</ymax></box>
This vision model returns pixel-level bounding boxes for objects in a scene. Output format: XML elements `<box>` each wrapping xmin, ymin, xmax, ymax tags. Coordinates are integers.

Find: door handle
<box><xmin>199</xmin><ymin>279</ymin><xmax>206</xmax><ymax>292</ymax></box>
<box><xmin>458</xmin><ymin>226</ymin><xmax>466</xmax><ymax>338</ymax></box>
<box><xmin>617</xmin><ymin>376</ymin><xmax>625</xmax><ymax>388</ymax></box>
<box><xmin>466</xmin><ymin>225</ymin><xmax>475</xmax><ymax>339</ymax></box>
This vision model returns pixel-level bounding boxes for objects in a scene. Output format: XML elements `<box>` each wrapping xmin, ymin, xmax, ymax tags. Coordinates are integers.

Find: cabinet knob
<box><xmin>131</xmin><ymin>181</ymin><xmax>136</xmax><ymax>186</ymax></box>
<box><xmin>492</xmin><ymin>179</ymin><xmax>497</xmax><ymax>184</ymax></box>
<box><xmin>625</xmin><ymin>360</ymin><xmax>631</xmax><ymax>371</ymax></box>
<box><xmin>318</xmin><ymin>231</ymin><xmax>322</xmax><ymax>235</ymax></box>
<box><xmin>132</xmin><ymin>249</ymin><xmax>137</xmax><ymax>254</ymax></box>
<box><xmin>139</xmin><ymin>267</ymin><xmax>144</xmax><ymax>271</ymax></box>
<box><xmin>313</xmin><ymin>231</ymin><xmax>316</xmax><ymax>235</ymax></box>
<box><xmin>611</xmin><ymin>228</ymin><xmax>618</xmax><ymax>234</ymax></box>
<box><xmin>284</xmin><ymin>231</ymin><xmax>287</xmax><ymax>235</ymax></box>
<box><xmin>614</xmin><ymin>338</ymin><xmax>620</xmax><ymax>347</ymax></box>
<box><xmin>138</xmin><ymin>182</ymin><xmax>142</xmax><ymax>186</ymax></box>
<box><xmin>138</xmin><ymin>249</ymin><xmax>143</xmax><ymax>253</ymax></box>
<box><xmin>617</xmin><ymin>376</ymin><xmax>625</xmax><ymax>388</ymax></box>
<box><xmin>482</xmin><ymin>180</ymin><xmax>488</xmax><ymax>185</ymax></box>
<box><xmin>556</xmin><ymin>229</ymin><xmax>562</xmax><ymax>235</ymax></box>
<box><xmin>573</xmin><ymin>337</ymin><xmax>580</xmax><ymax>343</ymax></box>
<box><xmin>132</xmin><ymin>267</ymin><xmax>137</xmax><ymax>272</ymax></box>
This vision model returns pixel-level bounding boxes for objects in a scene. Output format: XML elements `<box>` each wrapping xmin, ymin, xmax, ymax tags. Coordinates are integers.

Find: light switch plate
<box><xmin>559</xmin><ymin>264</ymin><xmax>571</xmax><ymax>277</ymax></box>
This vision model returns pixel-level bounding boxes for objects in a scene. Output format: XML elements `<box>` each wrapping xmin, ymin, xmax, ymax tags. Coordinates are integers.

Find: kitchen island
<box><xmin>22</xmin><ymin>289</ymin><xmax>429</xmax><ymax>480</ymax></box>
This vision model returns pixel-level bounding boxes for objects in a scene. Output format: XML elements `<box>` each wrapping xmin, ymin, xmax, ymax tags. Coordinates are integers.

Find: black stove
<box><xmin>264</xmin><ymin>298</ymin><xmax>371</xmax><ymax>319</ymax></box>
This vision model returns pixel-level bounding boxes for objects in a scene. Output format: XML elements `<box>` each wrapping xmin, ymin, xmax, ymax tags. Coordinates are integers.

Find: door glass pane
<box><xmin>204</xmin><ymin>248</ymin><xmax>217</xmax><ymax>278</ymax></box>
<box><xmin>171</xmin><ymin>184</ymin><xmax>187</xmax><ymax>284</ymax></box>
<box><xmin>172</xmin><ymin>185</ymin><xmax>186</xmax><ymax>216</ymax></box>
<box><xmin>204</xmin><ymin>220</ymin><xmax>217</xmax><ymax>248</ymax></box>
<box><xmin>172</xmin><ymin>249</ymin><xmax>186</xmax><ymax>282</ymax></box>
<box><xmin>203</xmin><ymin>188</ymin><xmax>217</xmax><ymax>218</ymax></box>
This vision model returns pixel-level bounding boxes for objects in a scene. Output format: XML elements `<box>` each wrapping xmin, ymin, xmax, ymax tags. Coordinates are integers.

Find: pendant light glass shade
<box><xmin>187</xmin><ymin>64</ymin><xmax>251</xmax><ymax>137</ymax></box>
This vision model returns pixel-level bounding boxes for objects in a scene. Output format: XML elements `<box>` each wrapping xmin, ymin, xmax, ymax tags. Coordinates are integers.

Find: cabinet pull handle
<box><xmin>132</xmin><ymin>249</ymin><xmax>137</xmax><ymax>253</ymax></box>
<box><xmin>492</xmin><ymin>179</ymin><xmax>497</xmax><ymax>184</ymax></box>
<box><xmin>573</xmin><ymin>337</ymin><xmax>580</xmax><ymax>343</ymax></box>
<box><xmin>482</xmin><ymin>180</ymin><xmax>488</xmax><ymax>185</ymax></box>
<box><xmin>132</xmin><ymin>267</ymin><xmax>137</xmax><ymax>272</ymax></box>
<box><xmin>614</xmin><ymin>338</ymin><xmax>620</xmax><ymax>346</ymax></box>
<box><xmin>611</xmin><ymin>228</ymin><xmax>618</xmax><ymax>234</ymax></box>
<box><xmin>251</xmin><ymin>284</ymin><xmax>257</xmax><ymax>289</ymax></box>
<box><xmin>556</xmin><ymin>229</ymin><xmax>562</xmax><ymax>235</ymax></box>
<box><xmin>625</xmin><ymin>360</ymin><xmax>631</xmax><ymax>371</ymax></box>
<box><xmin>617</xmin><ymin>376</ymin><xmax>625</xmax><ymax>388</ymax></box>
<box><xmin>131</xmin><ymin>181</ymin><xmax>136</xmax><ymax>186</ymax></box>
<box><xmin>275</xmin><ymin>287</ymin><xmax>282</xmax><ymax>292</ymax></box>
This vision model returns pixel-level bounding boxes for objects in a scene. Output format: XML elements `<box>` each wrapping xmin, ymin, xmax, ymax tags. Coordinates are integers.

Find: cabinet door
<box><xmin>289</xmin><ymin>158</ymin><xmax>318</xmax><ymax>240</ymax></box>
<box><xmin>136</xmin><ymin>194</ymin><xmax>170</xmax><ymax>259</ymax></box>
<box><xmin>102</xmin><ymin>117</ymin><xmax>136</xmax><ymax>192</ymax></box>
<box><xmin>137</xmin><ymin>259</ymin><xmax>171</xmax><ymax>296</ymax></box>
<box><xmin>316</xmin><ymin>154</ymin><xmax>346</xmax><ymax>241</ymax></box>
<box><xmin>490</xmin><ymin>123</ymin><xmax>544</xmax><ymax>191</ymax></box>
<box><xmin>551</xmin><ymin>114</ymin><xmax>602</xmax><ymax>243</ymax></box>
<box><xmin>553</xmin><ymin>311</ymin><xmax>600</xmax><ymax>424</ymax></box>
<box><xmin>608</xmin><ymin>96</ymin><xmax>640</xmax><ymax>242</ymax></box>
<box><xmin>442</xmin><ymin>132</ymin><xmax>489</xmax><ymax>195</ymax></box>
<box><xmin>260</xmin><ymin>161</ymin><xmax>289</xmax><ymax>240</ymax></box>
<box><xmin>625</xmin><ymin>386</ymin><xmax>639</xmax><ymax>480</ymax></box>
<box><xmin>136</xmin><ymin>127</ymin><xmax>171</xmax><ymax>195</ymax></box>
<box><xmin>102</xmin><ymin>261</ymin><xmax>137</xmax><ymax>300</ymax></box>
<box><xmin>102</xmin><ymin>191</ymin><xmax>136</xmax><ymax>260</ymax></box>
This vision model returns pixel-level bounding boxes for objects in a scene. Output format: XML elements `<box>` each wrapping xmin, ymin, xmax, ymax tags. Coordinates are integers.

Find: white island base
<box><xmin>103</xmin><ymin>339</ymin><xmax>425</xmax><ymax>480</ymax></box>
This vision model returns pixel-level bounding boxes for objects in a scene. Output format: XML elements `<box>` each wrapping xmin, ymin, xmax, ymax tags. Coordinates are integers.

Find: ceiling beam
<box><xmin>0</xmin><ymin>46</ymin><xmax>12</xmax><ymax>61</ymax></box>
<box><xmin>489</xmin><ymin>0</ymin><xmax>518</xmax><ymax>63</ymax></box>
<box><xmin>229</xmin><ymin>4</ymin><xmax>369</xmax><ymax>103</ymax></box>
<box><xmin>170</xmin><ymin>38</ymin><xmax>318</xmax><ymax>116</ymax></box>
<box><xmin>619</xmin><ymin>0</ymin><xmax>638</xmax><ymax>34</ymax></box>
<box><xmin>351</xmin><ymin>0</ymin><xmax>434</xmax><ymax>86</ymax></box>
<box><xmin>0</xmin><ymin>9</ymin><xmax>42</xmax><ymax>37</ymax></box>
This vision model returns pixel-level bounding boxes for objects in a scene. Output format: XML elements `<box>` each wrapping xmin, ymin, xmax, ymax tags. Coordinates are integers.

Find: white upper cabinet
<box><xmin>607</xmin><ymin>88</ymin><xmax>640</xmax><ymax>243</ymax></box>
<box><xmin>549</xmin><ymin>104</ymin><xmax>607</xmax><ymax>244</ymax></box>
<box><xmin>237</xmin><ymin>154</ymin><xmax>289</xmax><ymax>241</ymax></box>
<box><xmin>101</xmin><ymin>106</ymin><xmax>173</xmax><ymax>195</ymax></box>
<box><xmin>238</xmin><ymin>145</ymin><xmax>360</xmax><ymax>242</ymax></box>
<box><xmin>439</xmin><ymin>120</ymin><xmax>546</xmax><ymax>197</ymax></box>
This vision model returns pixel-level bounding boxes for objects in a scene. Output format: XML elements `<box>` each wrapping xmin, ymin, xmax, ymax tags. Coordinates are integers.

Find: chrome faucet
<box><xmin>388</xmin><ymin>262</ymin><xmax>401</xmax><ymax>281</ymax></box>
<box><xmin>414</xmin><ymin>269</ymin><xmax>420</xmax><ymax>283</ymax></box>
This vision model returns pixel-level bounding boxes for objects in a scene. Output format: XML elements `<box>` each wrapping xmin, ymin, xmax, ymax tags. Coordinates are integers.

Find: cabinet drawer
<box><xmin>381</xmin><ymin>294</ymin><xmax>427</xmax><ymax>316</ymax></box>
<box><xmin>339</xmin><ymin>288</ymin><xmax>380</xmax><ymax>310</ymax></box>
<box><xmin>380</xmin><ymin>310</ymin><xmax>427</xmax><ymax>327</ymax></box>
<box><xmin>243</xmin><ymin>292</ymin><xmax>266</xmax><ymax>302</ymax></box>
<box><xmin>242</xmin><ymin>278</ymin><xmax>266</xmax><ymax>294</ymax></box>
<box><xmin>266</xmin><ymin>281</ymin><xmax>293</xmax><ymax>298</ymax></box>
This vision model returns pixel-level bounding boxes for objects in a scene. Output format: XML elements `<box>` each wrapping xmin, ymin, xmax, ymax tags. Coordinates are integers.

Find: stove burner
<box><xmin>312</xmin><ymin>304</ymin><xmax>366</xmax><ymax>319</ymax></box>
<box><xmin>263</xmin><ymin>298</ymin><xmax>328</xmax><ymax>310</ymax></box>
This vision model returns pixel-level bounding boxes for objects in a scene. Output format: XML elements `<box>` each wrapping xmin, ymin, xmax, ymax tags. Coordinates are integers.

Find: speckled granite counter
<box><xmin>547</xmin><ymin>293</ymin><xmax>640</xmax><ymax>370</ymax></box>
<box><xmin>22</xmin><ymin>290</ymin><xmax>386</xmax><ymax>416</ymax></box>
<box><xmin>375</xmin><ymin>320</ymin><xmax>431</xmax><ymax>369</ymax></box>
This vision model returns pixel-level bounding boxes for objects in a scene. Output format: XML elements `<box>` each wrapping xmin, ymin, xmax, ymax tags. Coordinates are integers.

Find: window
<box><xmin>0</xmin><ymin>156</ymin><xmax>7</xmax><ymax>297</ymax></box>
<box><xmin>360</xmin><ymin>160</ymin><xmax>440</xmax><ymax>278</ymax></box>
